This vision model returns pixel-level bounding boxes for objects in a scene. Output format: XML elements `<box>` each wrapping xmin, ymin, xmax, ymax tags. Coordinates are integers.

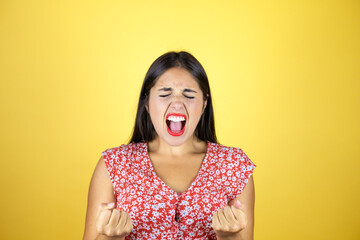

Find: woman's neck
<box><xmin>148</xmin><ymin>136</ymin><xmax>207</xmax><ymax>156</ymax></box>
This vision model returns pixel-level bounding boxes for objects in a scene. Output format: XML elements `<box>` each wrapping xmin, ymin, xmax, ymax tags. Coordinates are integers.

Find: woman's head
<box><xmin>129</xmin><ymin>51</ymin><xmax>217</xmax><ymax>145</ymax></box>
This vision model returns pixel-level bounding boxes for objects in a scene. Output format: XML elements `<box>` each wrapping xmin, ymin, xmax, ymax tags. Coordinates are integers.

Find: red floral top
<box><xmin>102</xmin><ymin>141</ymin><xmax>256</xmax><ymax>240</ymax></box>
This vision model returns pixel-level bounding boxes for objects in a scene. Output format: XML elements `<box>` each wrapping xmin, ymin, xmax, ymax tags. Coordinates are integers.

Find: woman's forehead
<box><xmin>154</xmin><ymin>68</ymin><xmax>200</xmax><ymax>89</ymax></box>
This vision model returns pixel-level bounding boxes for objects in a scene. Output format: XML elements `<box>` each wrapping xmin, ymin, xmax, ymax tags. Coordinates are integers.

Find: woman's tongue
<box><xmin>169</xmin><ymin>121</ymin><xmax>182</xmax><ymax>133</ymax></box>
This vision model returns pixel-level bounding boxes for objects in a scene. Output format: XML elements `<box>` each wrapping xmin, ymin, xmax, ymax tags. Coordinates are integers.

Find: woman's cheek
<box><xmin>188</xmin><ymin>101</ymin><xmax>204</xmax><ymax>118</ymax></box>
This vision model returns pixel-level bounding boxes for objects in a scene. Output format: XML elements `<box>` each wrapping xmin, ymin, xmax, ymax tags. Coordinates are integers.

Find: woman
<box><xmin>83</xmin><ymin>51</ymin><xmax>256</xmax><ymax>240</ymax></box>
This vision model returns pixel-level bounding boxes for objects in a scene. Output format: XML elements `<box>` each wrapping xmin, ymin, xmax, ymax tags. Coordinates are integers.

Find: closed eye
<box><xmin>159</xmin><ymin>94</ymin><xmax>195</xmax><ymax>99</ymax></box>
<box><xmin>184</xmin><ymin>95</ymin><xmax>195</xmax><ymax>99</ymax></box>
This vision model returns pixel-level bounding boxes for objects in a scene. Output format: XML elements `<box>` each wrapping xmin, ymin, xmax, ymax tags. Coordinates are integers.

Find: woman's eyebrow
<box><xmin>183</xmin><ymin>88</ymin><xmax>197</xmax><ymax>93</ymax></box>
<box><xmin>158</xmin><ymin>87</ymin><xmax>172</xmax><ymax>91</ymax></box>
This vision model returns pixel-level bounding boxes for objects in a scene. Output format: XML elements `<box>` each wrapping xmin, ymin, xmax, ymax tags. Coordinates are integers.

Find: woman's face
<box><xmin>147</xmin><ymin>67</ymin><xmax>207</xmax><ymax>146</ymax></box>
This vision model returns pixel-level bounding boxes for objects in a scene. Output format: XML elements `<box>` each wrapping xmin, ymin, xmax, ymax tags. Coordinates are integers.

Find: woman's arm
<box><xmin>83</xmin><ymin>156</ymin><xmax>118</xmax><ymax>240</ymax></box>
<box><xmin>213</xmin><ymin>175</ymin><xmax>255</xmax><ymax>240</ymax></box>
<box><xmin>235</xmin><ymin>174</ymin><xmax>255</xmax><ymax>240</ymax></box>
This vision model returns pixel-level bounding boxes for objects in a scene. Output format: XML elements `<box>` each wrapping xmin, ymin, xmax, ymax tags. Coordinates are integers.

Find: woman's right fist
<box><xmin>96</xmin><ymin>202</ymin><xmax>133</xmax><ymax>239</ymax></box>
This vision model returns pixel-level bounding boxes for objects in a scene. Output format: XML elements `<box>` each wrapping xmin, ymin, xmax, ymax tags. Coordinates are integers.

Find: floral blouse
<box><xmin>102</xmin><ymin>141</ymin><xmax>256</xmax><ymax>240</ymax></box>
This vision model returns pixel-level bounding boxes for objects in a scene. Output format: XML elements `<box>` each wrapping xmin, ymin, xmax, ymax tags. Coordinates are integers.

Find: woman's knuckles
<box><xmin>96</xmin><ymin>209</ymin><xmax>133</xmax><ymax>237</ymax></box>
<box><xmin>124</xmin><ymin>225</ymin><xmax>133</xmax><ymax>234</ymax></box>
<box><xmin>221</xmin><ymin>226</ymin><xmax>230</xmax><ymax>232</ymax></box>
<box><xmin>100</xmin><ymin>226</ymin><xmax>129</xmax><ymax>237</ymax></box>
<box><xmin>104</xmin><ymin>227</ymin><xmax>114</xmax><ymax>236</ymax></box>
<box><xmin>212</xmin><ymin>220</ymin><xmax>246</xmax><ymax>234</ymax></box>
<box><xmin>96</xmin><ymin>225</ymin><xmax>103</xmax><ymax>234</ymax></box>
<box><xmin>214</xmin><ymin>227</ymin><xmax>239</xmax><ymax>235</ymax></box>
<box><xmin>240</xmin><ymin>218</ymin><xmax>247</xmax><ymax>229</ymax></box>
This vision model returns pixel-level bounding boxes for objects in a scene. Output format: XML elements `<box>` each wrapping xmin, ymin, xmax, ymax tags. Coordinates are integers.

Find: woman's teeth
<box><xmin>166</xmin><ymin>115</ymin><xmax>185</xmax><ymax>122</ymax></box>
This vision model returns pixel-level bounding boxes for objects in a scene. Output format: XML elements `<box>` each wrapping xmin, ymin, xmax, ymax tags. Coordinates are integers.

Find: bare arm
<box><xmin>83</xmin><ymin>156</ymin><xmax>117</xmax><ymax>240</ymax></box>
<box><xmin>236</xmin><ymin>174</ymin><xmax>255</xmax><ymax>240</ymax></box>
<box><xmin>213</xmin><ymin>175</ymin><xmax>255</xmax><ymax>240</ymax></box>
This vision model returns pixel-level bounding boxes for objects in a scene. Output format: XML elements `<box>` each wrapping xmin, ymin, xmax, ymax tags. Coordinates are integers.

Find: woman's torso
<box><xmin>102</xmin><ymin>141</ymin><xmax>256</xmax><ymax>240</ymax></box>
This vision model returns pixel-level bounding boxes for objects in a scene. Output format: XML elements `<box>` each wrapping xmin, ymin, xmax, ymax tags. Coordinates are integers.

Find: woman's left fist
<box><xmin>211</xmin><ymin>199</ymin><xmax>247</xmax><ymax>238</ymax></box>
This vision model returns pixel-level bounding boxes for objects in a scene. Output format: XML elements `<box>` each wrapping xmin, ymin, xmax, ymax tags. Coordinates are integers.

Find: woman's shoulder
<box><xmin>101</xmin><ymin>141</ymin><xmax>148</xmax><ymax>158</ymax></box>
<box><xmin>208</xmin><ymin>141</ymin><xmax>255</xmax><ymax>165</ymax></box>
<box><xmin>209</xmin><ymin>141</ymin><xmax>246</xmax><ymax>155</ymax></box>
<box><xmin>101</xmin><ymin>142</ymin><xmax>148</xmax><ymax>171</ymax></box>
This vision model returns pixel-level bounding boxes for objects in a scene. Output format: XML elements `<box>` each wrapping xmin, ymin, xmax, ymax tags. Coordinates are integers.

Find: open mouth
<box><xmin>166</xmin><ymin>113</ymin><xmax>186</xmax><ymax>136</ymax></box>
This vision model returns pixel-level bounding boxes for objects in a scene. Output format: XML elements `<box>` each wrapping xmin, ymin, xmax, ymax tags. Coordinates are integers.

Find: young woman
<box><xmin>83</xmin><ymin>51</ymin><xmax>256</xmax><ymax>240</ymax></box>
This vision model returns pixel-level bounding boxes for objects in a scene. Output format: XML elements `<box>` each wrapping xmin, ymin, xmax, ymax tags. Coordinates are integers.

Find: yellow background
<box><xmin>0</xmin><ymin>0</ymin><xmax>359</xmax><ymax>239</ymax></box>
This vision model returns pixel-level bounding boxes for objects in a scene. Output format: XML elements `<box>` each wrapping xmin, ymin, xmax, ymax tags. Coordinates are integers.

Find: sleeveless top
<box><xmin>102</xmin><ymin>141</ymin><xmax>256</xmax><ymax>240</ymax></box>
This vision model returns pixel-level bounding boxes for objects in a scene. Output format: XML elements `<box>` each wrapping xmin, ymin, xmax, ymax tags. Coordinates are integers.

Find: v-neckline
<box><xmin>143</xmin><ymin>141</ymin><xmax>211</xmax><ymax>197</ymax></box>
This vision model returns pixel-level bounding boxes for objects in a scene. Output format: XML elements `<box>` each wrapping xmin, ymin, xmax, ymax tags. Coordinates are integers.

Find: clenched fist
<box><xmin>96</xmin><ymin>202</ymin><xmax>133</xmax><ymax>239</ymax></box>
<box><xmin>212</xmin><ymin>199</ymin><xmax>247</xmax><ymax>239</ymax></box>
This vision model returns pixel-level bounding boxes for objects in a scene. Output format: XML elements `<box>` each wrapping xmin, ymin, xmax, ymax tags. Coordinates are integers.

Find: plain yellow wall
<box><xmin>0</xmin><ymin>0</ymin><xmax>359</xmax><ymax>239</ymax></box>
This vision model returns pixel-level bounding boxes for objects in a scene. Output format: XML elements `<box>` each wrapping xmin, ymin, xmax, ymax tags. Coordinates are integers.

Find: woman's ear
<box><xmin>145</xmin><ymin>93</ymin><xmax>149</xmax><ymax>112</ymax></box>
<box><xmin>202</xmin><ymin>94</ymin><xmax>209</xmax><ymax>113</ymax></box>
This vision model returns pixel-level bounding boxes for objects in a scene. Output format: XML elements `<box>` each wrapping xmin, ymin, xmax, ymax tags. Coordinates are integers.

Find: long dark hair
<box><xmin>129</xmin><ymin>51</ymin><xmax>217</xmax><ymax>144</ymax></box>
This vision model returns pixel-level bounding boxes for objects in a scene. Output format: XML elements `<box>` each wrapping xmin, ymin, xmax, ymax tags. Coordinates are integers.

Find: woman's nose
<box><xmin>169</xmin><ymin>96</ymin><xmax>185</xmax><ymax>110</ymax></box>
<box><xmin>170</xmin><ymin>101</ymin><xmax>184</xmax><ymax>110</ymax></box>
